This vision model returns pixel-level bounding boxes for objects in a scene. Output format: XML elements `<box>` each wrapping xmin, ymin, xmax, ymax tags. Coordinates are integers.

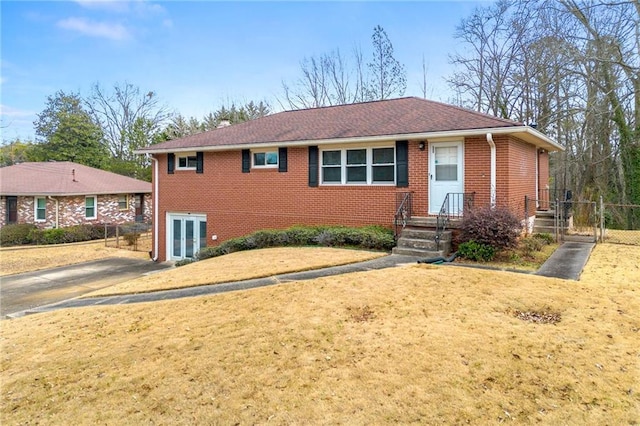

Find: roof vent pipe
<box><xmin>486</xmin><ymin>133</ymin><xmax>497</xmax><ymax>208</ymax></box>
<box><xmin>217</xmin><ymin>119</ymin><xmax>231</xmax><ymax>128</ymax></box>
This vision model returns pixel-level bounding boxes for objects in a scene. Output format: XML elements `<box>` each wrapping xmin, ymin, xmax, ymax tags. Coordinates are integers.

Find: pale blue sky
<box><xmin>1</xmin><ymin>0</ymin><xmax>484</xmax><ymax>142</ymax></box>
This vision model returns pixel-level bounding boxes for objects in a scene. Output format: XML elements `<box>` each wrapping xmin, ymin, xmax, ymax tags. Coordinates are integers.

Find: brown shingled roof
<box><xmin>0</xmin><ymin>162</ymin><xmax>151</xmax><ymax>196</ymax></box>
<box><xmin>141</xmin><ymin>97</ymin><xmax>525</xmax><ymax>152</ymax></box>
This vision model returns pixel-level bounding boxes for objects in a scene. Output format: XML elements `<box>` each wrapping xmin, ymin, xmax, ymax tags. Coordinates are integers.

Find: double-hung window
<box><xmin>177</xmin><ymin>153</ymin><xmax>197</xmax><ymax>170</ymax></box>
<box><xmin>253</xmin><ymin>150</ymin><xmax>278</xmax><ymax>168</ymax></box>
<box><xmin>34</xmin><ymin>197</ymin><xmax>46</xmax><ymax>221</ymax></box>
<box><xmin>372</xmin><ymin>147</ymin><xmax>395</xmax><ymax>182</ymax></box>
<box><xmin>118</xmin><ymin>195</ymin><xmax>128</xmax><ymax>210</ymax></box>
<box><xmin>85</xmin><ymin>196</ymin><xmax>97</xmax><ymax>219</ymax></box>
<box><xmin>321</xmin><ymin>146</ymin><xmax>395</xmax><ymax>185</ymax></box>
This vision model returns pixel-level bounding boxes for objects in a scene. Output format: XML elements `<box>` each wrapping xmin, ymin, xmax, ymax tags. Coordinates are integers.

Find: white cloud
<box><xmin>74</xmin><ymin>0</ymin><xmax>130</xmax><ymax>13</ymax></box>
<box><xmin>0</xmin><ymin>105</ymin><xmax>35</xmax><ymax>118</ymax></box>
<box><xmin>57</xmin><ymin>17</ymin><xmax>130</xmax><ymax>41</ymax></box>
<box><xmin>74</xmin><ymin>0</ymin><xmax>167</xmax><ymax>17</ymax></box>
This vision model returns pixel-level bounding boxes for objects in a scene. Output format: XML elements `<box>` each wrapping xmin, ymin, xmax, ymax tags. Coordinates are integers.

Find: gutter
<box><xmin>486</xmin><ymin>133</ymin><xmax>497</xmax><ymax>208</ymax></box>
<box><xmin>150</xmin><ymin>156</ymin><xmax>159</xmax><ymax>262</ymax></box>
<box><xmin>134</xmin><ymin>126</ymin><xmax>564</xmax><ymax>155</ymax></box>
<box><xmin>47</xmin><ymin>196</ymin><xmax>59</xmax><ymax>228</ymax></box>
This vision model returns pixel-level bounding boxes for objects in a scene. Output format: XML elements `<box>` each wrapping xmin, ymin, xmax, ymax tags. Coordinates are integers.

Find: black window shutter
<box><xmin>168</xmin><ymin>153</ymin><xmax>175</xmax><ymax>174</ymax></box>
<box><xmin>278</xmin><ymin>147</ymin><xmax>288</xmax><ymax>172</ymax></box>
<box><xmin>308</xmin><ymin>146</ymin><xmax>318</xmax><ymax>187</ymax></box>
<box><xmin>396</xmin><ymin>140</ymin><xmax>408</xmax><ymax>187</ymax></box>
<box><xmin>242</xmin><ymin>149</ymin><xmax>250</xmax><ymax>173</ymax></box>
<box><xmin>196</xmin><ymin>151</ymin><xmax>204</xmax><ymax>174</ymax></box>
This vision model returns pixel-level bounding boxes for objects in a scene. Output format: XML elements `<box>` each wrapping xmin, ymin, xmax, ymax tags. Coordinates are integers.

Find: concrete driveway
<box><xmin>1</xmin><ymin>258</ymin><xmax>172</xmax><ymax>318</ymax></box>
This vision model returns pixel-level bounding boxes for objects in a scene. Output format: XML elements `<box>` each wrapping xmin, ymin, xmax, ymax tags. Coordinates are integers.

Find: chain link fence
<box><xmin>104</xmin><ymin>222</ymin><xmax>152</xmax><ymax>252</ymax></box>
<box><xmin>528</xmin><ymin>196</ymin><xmax>640</xmax><ymax>246</ymax></box>
<box><xmin>599</xmin><ymin>201</ymin><xmax>640</xmax><ymax>246</ymax></box>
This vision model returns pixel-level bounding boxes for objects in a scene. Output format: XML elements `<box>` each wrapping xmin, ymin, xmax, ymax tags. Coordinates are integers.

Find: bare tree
<box><xmin>282</xmin><ymin>50</ymin><xmax>359</xmax><ymax>109</ymax></box>
<box><xmin>448</xmin><ymin>0</ymin><xmax>640</xmax><ymax>220</ymax></box>
<box><xmin>86</xmin><ymin>82</ymin><xmax>170</xmax><ymax>161</ymax></box>
<box><xmin>367</xmin><ymin>25</ymin><xmax>406</xmax><ymax>100</ymax></box>
<box><xmin>281</xmin><ymin>26</ymin><xmax>406</xmax><ymax>108</ymax></box>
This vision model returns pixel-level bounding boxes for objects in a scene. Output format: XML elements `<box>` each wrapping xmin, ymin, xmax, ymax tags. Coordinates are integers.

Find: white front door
<box><xmin>429</xmin><ymin>141</ymin><xmax>464</xmax><ymax>215</ymax></box>
<box><xmin>168</xmin><ymin>213</ymin><xmax>207</xmax><ymax>260</ymax></box>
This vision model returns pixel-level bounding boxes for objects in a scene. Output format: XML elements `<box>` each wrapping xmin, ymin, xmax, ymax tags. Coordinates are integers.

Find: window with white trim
<box><xmin>34</xmin><ymin>197</ymin><xmax>46</xmax><ymax>221</ymax></box>
<box><xmin>118</xmin><ymin>195</ymin><xmax>128</xmax><ymax>211</ymax></box>
<box><xmin>252</xmin><ymin>150</ymin><xmax>278</xmax><ymax>168</ymax></box>
<box><xmin>85</xmin><ymin>196</ymin><xmax>97</xmax><ymax>219</ymax></box>
<box><xmin>321</xmin><ymin>146</ymin><xmax>395</xmax><ymax>185</ymax></box>
<box><xmin>177</xmin><ymin>153</ymin><xmax>197</xmax><ymax>170</ymax></box>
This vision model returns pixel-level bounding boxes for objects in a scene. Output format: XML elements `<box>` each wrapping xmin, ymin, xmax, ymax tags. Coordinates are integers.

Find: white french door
<box><xmin>168</xmin><ymin>213</ymin><xmax>207</xmax><ymax>260</ymax></box>
<box><xmin>429</xmin><ymin>141</ymin><xmax>464</xmax><ymax>215</ymax></box>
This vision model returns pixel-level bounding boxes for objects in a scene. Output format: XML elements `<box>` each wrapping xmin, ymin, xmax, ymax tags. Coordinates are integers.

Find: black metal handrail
<box><xmin>394</xmin><ymin>192</ymin><xmax>413</xmax><ymax>240</ymax></box>
<box><xmin>435</xmin><ymin>192</ymin><xmax>474</xmax><ymax>250</ymax></box>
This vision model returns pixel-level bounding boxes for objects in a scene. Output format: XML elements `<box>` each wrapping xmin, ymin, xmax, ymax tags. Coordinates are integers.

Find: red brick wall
<box><xmin>153</xmin><ymin>136</ymin><xmax>542</xmax><ymax>260</ymax></box>
<box><xmin>155</xmin><ymin>146</ymin><xmax>416</xmax><ymax>261</ymax></box>
<box><xmin>464</xmin><ymin>136</ymin><xmax>492</xmax><ymax>207</ymax></box>
<box><xmin>504</xmin><ymin>137</ymin><xmax>538</xmax><ymax>220</ymax></box>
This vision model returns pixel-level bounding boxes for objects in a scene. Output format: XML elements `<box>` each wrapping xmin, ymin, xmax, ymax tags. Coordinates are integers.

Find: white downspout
<box><xmin>486</xmin><ymin>133</ymin><xmax>497</xmax><ymax>208</ymax></box>
<box><xmin>47</xmin><ymin>196</ymin><xmax>59</xmax><ymax>228</ymax></box>
<box><xmin>150</xmin><ymin>156</ymin><xmax>159</xmax><ymax>262</ymax></box>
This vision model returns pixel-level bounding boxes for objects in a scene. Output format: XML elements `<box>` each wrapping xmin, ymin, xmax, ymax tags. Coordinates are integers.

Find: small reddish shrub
<box><xmin>460</xmin><ymin>206</ymin><xmax>521</xmax><ymax>250</ymax></box>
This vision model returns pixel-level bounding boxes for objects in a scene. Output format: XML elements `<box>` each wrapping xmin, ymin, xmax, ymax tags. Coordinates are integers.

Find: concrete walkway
<box><xmin>5</xmin><ymin>242</ymin><xmax>596</xmax><ymax>319</ymax></box>
<box><xmin>5</xmin><ymin>254</ymin><xmax>423</xmax><ymax>318</ymax></box>
<box><xmin>535</xmin><ymin>241</ymin><xmax>595</xmax><ymax>280</ymax></box>
<box><xmin>1</xmin><ymin>258</ymin><xmax>172</xmax><ymax>317</ymax></box>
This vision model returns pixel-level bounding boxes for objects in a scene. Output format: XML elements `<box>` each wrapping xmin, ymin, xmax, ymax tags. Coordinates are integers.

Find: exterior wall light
<box><xmin>418</xmin><ymin>141</ymin><xmax>425</xmax><ymax>151</ymax></box>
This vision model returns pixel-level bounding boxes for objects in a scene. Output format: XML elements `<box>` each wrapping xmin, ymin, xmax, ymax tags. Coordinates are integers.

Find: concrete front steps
<box><xmin>392</xmin><ymin>217</ymin><xmax>455</xmax><ymax>258</ymax></box>
<box><xmin>533</xmin><ymin>210</ymin><xmax>570</xmax><ymax>234</ymax></box>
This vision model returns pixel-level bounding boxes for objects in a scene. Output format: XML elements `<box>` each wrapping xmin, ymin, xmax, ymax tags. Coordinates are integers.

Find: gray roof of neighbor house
<box><xmin>137</xmin><ymin>97</ymin><xmax>563</xmax><ymax>154</ymax></box>
<box><xmin>0</xmin><ymin>162</ymin><xmax>152</xmax><ymax>196</ymax></box>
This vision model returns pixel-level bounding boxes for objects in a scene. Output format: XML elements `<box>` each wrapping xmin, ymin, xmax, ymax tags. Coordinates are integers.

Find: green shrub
<box><xmin>195</xmin><ymin>225</ymin><xmax>394</xmax><ymax>261</ymax></box>
<box><xmin>520</xmin><ymin>237</ymin><xmax>544</xmax><ymax>258</ymax></box>
<box><xmin>63</xmin><ymin>224</ymin><xmax>105</xmax><ymax>243</ymax></box>
<box><xmin>0</xmin><ymin>224</ymin><xmax>38</xmax><ymax>246</ymax></box>
<box><xmin>20</xmin><ymin>224</ymin><xmax>106</xmax><ymax>246</ymax></box>
<box><xmin>460</xmin><ymin>206</ymin><xmax>522</xmax><ymax>250</ymax></box>
<box><xmin>532</xmin><ymin>232</ymin><xmax>554</xmax><ymax>245</ymax></box>
<box><xmin>175</xmin><ymin>258</ymin><xmax>195</xmax><ymax>267</ymax></box>
<box><xmin>43</xmin><ymin>228</ymin><xmax>67</xmax><ymax>244</ymax></box>
<box><xmin>457</xmin><ymin>240</ymin><xmax>496</xmax><ymax>262</ymax></box>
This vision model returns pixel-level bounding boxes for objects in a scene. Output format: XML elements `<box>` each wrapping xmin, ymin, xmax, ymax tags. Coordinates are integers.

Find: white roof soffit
<box><xmin>135</xmin><ymin>126</ymin><xmax>564</xmax><ymax>155</ymax></box>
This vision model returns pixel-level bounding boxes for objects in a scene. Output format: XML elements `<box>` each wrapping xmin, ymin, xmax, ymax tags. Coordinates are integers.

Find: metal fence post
<box><xmin>599</xmin><ymin>195</ymin><xmax>605</xmax><ymax>243</ymax></box>
<box><xmin>524</xmin><ymin>195</ymin><xmax>529</xmax><ymax>236</ymax></box>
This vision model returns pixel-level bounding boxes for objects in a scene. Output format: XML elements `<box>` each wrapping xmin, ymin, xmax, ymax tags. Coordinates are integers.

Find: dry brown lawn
<box><xmin>1</xmin><ymin>244</ymin><xmax>639</xmax><ymax>425</ymax></box>
<box><xmin>0</xmin><ymin>241</ymin><xmax>148</xmax><ymax>277</ymax></box>
<box><xmin>85</xmin><ymin>247</ymin><xmax>386</xmax><ymax>297</ymax></box>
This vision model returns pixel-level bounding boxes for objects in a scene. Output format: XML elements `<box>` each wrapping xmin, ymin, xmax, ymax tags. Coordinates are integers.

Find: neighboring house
<box><xmin>136</xmin><ymin>97</ymin><xmax>563</xmax><ymax>262</ymax></box>
<box><xmin>0</xmin><ymin>162</ymin><xmax>152</xmax><ymax>229</ymax></box>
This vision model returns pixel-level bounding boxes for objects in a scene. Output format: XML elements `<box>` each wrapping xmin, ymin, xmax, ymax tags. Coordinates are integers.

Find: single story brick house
<box><xmin>0</xmin><ymin>161</ymin><xmax>152</xmax><ymax>229</ymax></box>
<box><xmin>136</xmin><ymin>97</ymin><xmax>563</xmax><ymax>261</ymax></box>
